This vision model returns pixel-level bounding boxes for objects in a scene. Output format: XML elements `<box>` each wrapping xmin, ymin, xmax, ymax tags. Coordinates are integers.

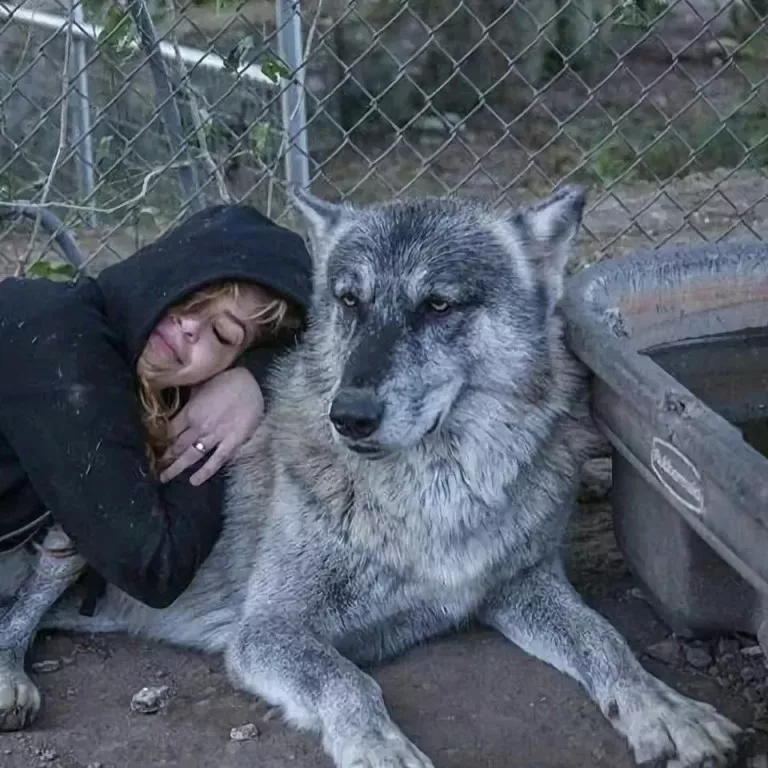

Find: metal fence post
<box><xmin>69</xmin><ymin>0</ymin><xmax>96</xmax><ymax>227</ymax></box>
<box><xmin>276</xmin><ymin>0</ymin><xmax>310</xmax><ymax>192</ymax></box>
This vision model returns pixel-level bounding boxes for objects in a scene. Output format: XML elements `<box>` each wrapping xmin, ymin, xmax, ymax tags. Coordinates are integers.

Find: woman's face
<box><xmin>139</xmin><ymin>285</ymin><xmax>275</xmax><ymax>390</ymax></box>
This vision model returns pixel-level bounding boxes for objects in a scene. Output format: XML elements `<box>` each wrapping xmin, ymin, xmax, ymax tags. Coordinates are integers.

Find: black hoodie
<box><xmin>0</xmin><ymin>204</ymin><xmax>312</xmax><ymax>608</ymax></box>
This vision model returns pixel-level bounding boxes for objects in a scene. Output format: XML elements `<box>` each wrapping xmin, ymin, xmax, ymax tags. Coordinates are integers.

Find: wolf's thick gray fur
<box><xmin>0</xmin><ymin>187</ymin><xmax>741</xmax><ymax>767</ymax></box>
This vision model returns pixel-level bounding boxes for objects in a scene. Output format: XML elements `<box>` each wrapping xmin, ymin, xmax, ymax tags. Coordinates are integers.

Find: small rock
<box><xmin>742</xmin><ymin>666</ymin><xmax>759</xmax><ymax>683</ymax></box>
<box><xmin>38</xmin><ymin>748</ymin><xmax>58</xmax><ymax>762</ymax></box>
<box><xmin>625</xmin><ymin>587</ymin><xmax>654</xmax><ymax>607</ymax></box>
<box><xmin>31</xmin><ymin>659</ymin><xmax>62</xmax><ymax>674</ymax></box>
<box><xmin>443</xmin><ymin>112</ymin><xmax>465</xmax><ymax>130</ymax></box>
<box><xmin>230</xmin><ymin>723</ymin><xmax>260</xmax><ymax>741</ymax></box>
<box><xmin>414</xmin><ymin>115</ymin><xmax>452</xmax><ymax>135</ymax></box>
<box><xmin>130</xmin><ymin>685</ymin><xmax>170</xmax><ymax>715</ymax></box>
<box><xmin>646</xmin><ymin>638</ymin><xmax>683</xmax><ymax>666</ymax></box>
<box><xmin>685</xmin><ymin>646</ymin><xmax>713</xmax><ymax>670</ymax></box>
<box><xmin>742</xmin><ymin>645</ymin><xmax>765</xmax><ymax>657</ymax></box>
<box><xmin>717</xmin><ymin>652</ymin><xmax>740</xmax><ymax>678</ymax></box>
<box><xmin>717</xmin><ymin>638</ymin><xmax>741</xmax><ymax>656</ymax></box>
<box><xmin>86</xmin><ymin>763</ymin><xmax>103</xmax><ymax>768</ymax></box>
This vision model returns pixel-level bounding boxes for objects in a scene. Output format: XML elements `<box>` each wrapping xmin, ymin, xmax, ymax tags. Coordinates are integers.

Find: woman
<box><xmin>0</xmin><ymin>202</ymin><xmax>312</xmax><ymax>610</ymax></box>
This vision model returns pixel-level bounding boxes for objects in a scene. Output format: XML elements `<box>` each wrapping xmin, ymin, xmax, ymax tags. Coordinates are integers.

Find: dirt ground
<box><xmin>2</xmin><ymin>471</ymin><xmax>767</xmax><ymax>768</ymax></box>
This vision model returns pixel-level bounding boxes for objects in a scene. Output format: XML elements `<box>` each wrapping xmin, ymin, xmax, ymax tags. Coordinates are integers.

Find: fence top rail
<box><xmin>0</xmin><ymin>1</ymin><xmax>280</xmax><ymax>87</ymax></box>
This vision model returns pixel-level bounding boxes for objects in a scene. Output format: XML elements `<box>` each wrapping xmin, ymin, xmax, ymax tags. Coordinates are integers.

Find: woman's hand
<box><xmin>159</xmin><ymin>367</ymin><xmax>265</xmax><ymax>486</ymax></box>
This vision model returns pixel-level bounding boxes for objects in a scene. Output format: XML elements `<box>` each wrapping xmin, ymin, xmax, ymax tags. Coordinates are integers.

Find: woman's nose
<box><xmin>178</xmin><ymin>314</ymin><xmax>202</xmax><ymax>342</ymax></box>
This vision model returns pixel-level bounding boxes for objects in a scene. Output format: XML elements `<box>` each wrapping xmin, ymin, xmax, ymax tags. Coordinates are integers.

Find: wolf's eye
<box><xmin>423</xmin><ymin>297</ymin><xmax>451</xmax><ymax>315</ymax></box>
<box><xmin>339</xmin><ymin>292</ymin><xmax>359</xmax><ymax>309</ymax></box>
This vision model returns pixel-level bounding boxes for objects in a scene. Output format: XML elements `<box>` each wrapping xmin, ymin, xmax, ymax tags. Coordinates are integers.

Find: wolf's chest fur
<box><xmin>280</xmin><ymin>417</ymin><xmax>568</xmax><ymax>604</ymax></box>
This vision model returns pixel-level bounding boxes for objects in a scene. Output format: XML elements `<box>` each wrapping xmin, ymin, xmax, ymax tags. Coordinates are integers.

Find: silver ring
<box><xmin>194</xmin><ymin>441</ymin><xmax>206</xmax><ymax>454</ymax></box>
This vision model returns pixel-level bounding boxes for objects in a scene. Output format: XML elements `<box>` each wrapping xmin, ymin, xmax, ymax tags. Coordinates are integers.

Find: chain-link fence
<box><xmin>0</xmin><ymin>0</ymin><xmax>766</xmax><ymax>275</ymax></box>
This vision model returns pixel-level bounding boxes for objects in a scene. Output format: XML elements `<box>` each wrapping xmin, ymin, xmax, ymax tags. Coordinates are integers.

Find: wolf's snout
<box><xmin>329</xmin><ymin>388</ymin><xmax>384</xmax><ymax>440</ymax></box>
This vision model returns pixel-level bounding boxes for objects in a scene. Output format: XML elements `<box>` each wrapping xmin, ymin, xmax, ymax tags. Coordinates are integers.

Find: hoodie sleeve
<box><xmin>0</xmin><ymin>280</ymin><xmax>224</xmax><ymax>609</ymax></box>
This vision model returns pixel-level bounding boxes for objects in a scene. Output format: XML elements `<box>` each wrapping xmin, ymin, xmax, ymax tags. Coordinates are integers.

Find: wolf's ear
<box><xmin>289</xmin><ymin>187</ymin><xmax>347</xmax><ymax>259</ymax></box>
<box><xmin>517</xmin><ymin>184</ymin><xmax>586</xmax><ymax>301</ymax></box>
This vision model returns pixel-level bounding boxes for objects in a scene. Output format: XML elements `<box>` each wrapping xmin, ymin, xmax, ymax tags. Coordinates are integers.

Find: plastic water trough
<box><xmin>562</xmin><ymin>242</ymin><xmax>768</xmax><ymax>648</ymax></box>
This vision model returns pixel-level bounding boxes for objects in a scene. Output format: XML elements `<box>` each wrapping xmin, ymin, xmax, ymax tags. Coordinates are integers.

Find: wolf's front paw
<box><xmin>334</xmin><ymin>722</ymin><xmax>434</xmax><ymax>768</ymax></box>
<box><xmin>0</xmin><ymin>664</ymin><xmax>41</xmax><ymax>731</ymax></box>
<box><xmin>610</xmin><ymin>675</ymin><xmax>741</xmax><ymax>767</ymax></box>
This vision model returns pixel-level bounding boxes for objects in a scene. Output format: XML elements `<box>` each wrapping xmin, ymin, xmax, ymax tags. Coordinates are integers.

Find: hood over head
<box><xmin>96</xmin><ymin>203</ymin><xmax>313</xmax><ymax>363</ymax></box>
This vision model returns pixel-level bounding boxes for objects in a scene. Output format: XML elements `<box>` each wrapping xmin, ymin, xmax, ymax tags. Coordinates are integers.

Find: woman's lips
<box><xmin>149</xmin><ymin>327</ymin><xmax>181</xmax><ymax>363</ymax></box>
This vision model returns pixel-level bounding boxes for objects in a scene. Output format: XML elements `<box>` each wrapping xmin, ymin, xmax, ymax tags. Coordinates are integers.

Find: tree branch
<box><xmin>124</xmin><ymin>0</ymin><xmax>201</xmax><ymax>212</ymax></box>
<box><xmin>14</xmin><ymin>0</ymin><xmax>76</xmax><ymax>276</ymax></box>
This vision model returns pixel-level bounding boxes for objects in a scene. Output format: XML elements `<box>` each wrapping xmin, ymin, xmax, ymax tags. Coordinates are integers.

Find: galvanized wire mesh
<box><xmin>0</xmin><ymin>0</ymin><xmax>766</xmax><ymax>274</ymax></box>
<box><xmin>0</xmin><ymin>0</ymin><xmax>287</xmax><ymax>271</ymax></box>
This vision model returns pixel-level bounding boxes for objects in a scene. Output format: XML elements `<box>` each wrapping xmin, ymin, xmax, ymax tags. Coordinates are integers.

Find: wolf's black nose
<box><xmin>329</xmin><ymin>389</ymin><xmax>384</xmax><ymax>440</ymax></box>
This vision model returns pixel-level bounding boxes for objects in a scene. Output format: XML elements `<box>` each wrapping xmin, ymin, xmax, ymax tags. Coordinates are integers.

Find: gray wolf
<box><xmin>0</xmin><ymin>186</ymin><xmax>741</xmax><ymax>767</ymax></box>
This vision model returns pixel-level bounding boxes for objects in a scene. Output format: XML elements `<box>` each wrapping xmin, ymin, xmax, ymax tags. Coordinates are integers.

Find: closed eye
<box><xmin>213</xmin><ymin>326</ymin><xmax>235</xmax><ymax>346</ymax></box>
<box><xmin>214</xmin><ymin>312</ymin><xmax>247</xmax><ymax>347</ymax></box>
<box><xmin>214</xmin><ymin>321</ymin><xmax>245</xmax><ymax>347</ymax></box>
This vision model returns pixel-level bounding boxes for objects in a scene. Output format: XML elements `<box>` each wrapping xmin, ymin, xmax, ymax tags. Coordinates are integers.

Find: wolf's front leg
<box><xmin>0</xmin><ymin>525</ymin><xmax>85</xmax><ymax>730</ymax></box>
<box><xmin>480</xmin><ymin>561</ymin><xmax>741</xmax><ymax>768</ymax></box>
<box><xmin>225</xmin><ymin>616</ymin><xmax>433</xmax><ymax>768</ymax></box>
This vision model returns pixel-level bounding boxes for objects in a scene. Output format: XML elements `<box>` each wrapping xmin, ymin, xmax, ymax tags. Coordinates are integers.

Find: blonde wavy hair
<box><xmin>137</xmin><ymin>281</ymin><xmax>298</xmax><ymax>471</ymax></box>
